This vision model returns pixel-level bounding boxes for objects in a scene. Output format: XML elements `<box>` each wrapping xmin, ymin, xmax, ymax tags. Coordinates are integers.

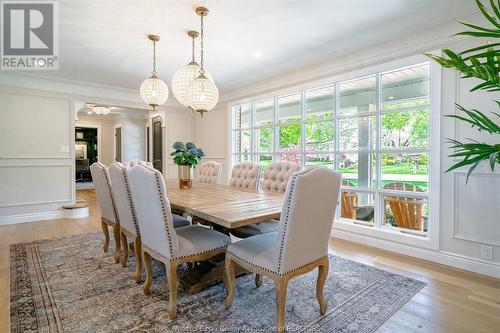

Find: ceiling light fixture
<box><xmin>140</xmin><ymin>34</ymin><xmax>169</xmax><ymax>112</ymax></box>
<box><xmin>92</xmin><ymin>104</ymin><xmax>111</xmax><ymax>115</ymax></box>
<box><xmin>172</xmin><ymin>31</ymin><xmax>214</xmax><ymax>108</ymax></box>
<box><xmin>187</xmin><ymin>7</ymin><xmax>219</xmax><ymax>117</ymax></box>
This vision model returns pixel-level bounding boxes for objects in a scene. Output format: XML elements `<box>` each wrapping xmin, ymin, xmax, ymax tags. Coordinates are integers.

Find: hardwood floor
<box><xmin>1</xmin><ymin>189</ymin><xmax>499</xmax><ymax>332</ymax></box>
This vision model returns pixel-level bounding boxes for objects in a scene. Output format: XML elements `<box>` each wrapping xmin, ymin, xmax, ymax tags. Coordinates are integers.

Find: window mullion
<box><xmin>375</xmin><ymin>73</ymin><xmax>383</xmax><ymax>229</ymax></box>
<box><xmin>300</xmin><ymin>90</ymin><xmax>306</xmax><ymax>168</ymax></box>
<box><xmin>273</xmin><ymin>97</ymin><xmax>279</xmax><ymax>163</ymax></box>
<box><xmin>334</xmin><ymin>82</ymin><xmax>340</xmax><ymax>171</ymax></box>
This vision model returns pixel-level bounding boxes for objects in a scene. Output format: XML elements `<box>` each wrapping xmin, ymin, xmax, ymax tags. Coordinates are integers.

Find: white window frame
<box><xmin>228</xmin><ymin>53</ymin><xmax>440</xmax><ymax>250</ymax></box>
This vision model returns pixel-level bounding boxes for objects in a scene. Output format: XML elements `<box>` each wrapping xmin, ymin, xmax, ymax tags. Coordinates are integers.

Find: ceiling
<box><xmin>20</xmin><ymin>0</ymin><xmax>478</xmax><ymax>95</ymax></box>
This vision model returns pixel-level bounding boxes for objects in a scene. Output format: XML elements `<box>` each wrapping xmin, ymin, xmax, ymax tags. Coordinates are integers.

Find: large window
<box><xmin>231</xmin><ymin>62</ymin><xmax>433</xmax><ymax>237</ymax></box>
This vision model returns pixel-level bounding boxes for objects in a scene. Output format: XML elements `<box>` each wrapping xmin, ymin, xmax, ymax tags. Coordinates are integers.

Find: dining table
<box><xmin>164</xmin><ymin>178</ymin><xmax>285</xmax><ymax>293</ymax></box>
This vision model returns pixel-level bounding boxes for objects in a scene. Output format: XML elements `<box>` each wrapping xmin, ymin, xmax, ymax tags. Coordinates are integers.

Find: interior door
<box><xmin>152</xmin><ymin>117</ymin><xmax>163</xmax><ymax>173</ymax></box>
<box><xmin>115</xmin><ymin>127</ymin><xmax>122</xmax><ymax>162</ymax></box>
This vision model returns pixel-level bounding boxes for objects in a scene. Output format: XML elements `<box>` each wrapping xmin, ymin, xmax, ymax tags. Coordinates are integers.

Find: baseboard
<box><xmin>332</xmin><ymin>228</ymin><xmax>500</xmax><ymax>279</ymax></box>
<box><xmin>0</xmin><ymin>210</ymin><xmax>65</xmax><ymax>225</ymax></box>
<box><xmin>63</xmin><ymin>207</ymin><xmax>89</xmax><ymax>219</ymax></box>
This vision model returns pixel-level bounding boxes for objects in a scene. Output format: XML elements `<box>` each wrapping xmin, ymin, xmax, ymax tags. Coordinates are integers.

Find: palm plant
<box><xmin>426</xmin><ymin>0</ymin><xmax>499</xmax><ymax>181</ymax></box>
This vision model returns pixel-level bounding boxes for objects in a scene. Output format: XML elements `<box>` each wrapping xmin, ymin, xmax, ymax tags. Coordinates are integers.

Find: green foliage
<box><xmin>426</xmin><ymin>0</ymin><xmax>500</xmax><ymax>182</ymax></box>
<box><xmin>170</xmin><ymin>141</ymin><xmax>204</xmax><ymax>167</ymax></box>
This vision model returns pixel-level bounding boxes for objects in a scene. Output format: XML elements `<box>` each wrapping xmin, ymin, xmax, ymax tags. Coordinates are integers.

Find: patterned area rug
<box><xmin>10</xmin><ymin>232</ymin><xmax>425</xmax><ymax>332</ymax></box>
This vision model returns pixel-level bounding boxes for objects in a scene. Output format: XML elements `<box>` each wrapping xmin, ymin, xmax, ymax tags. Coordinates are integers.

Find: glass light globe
<box><xmin>187</xmin><ymin>73</ymin><xmax>219</xmax><ymax>116</ymax></box>
<box><xmin>172</xmin><ymin>62</ymin><xmax>213</xmax><ymax>107</ymax></box>
<box><xmin>140</xmin><ymin>75</ymin><xmax>169</xmax><ymax>109</ymax></box>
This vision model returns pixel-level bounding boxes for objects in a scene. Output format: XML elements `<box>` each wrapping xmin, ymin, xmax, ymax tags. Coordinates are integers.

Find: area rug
<box><xmin>10</xmin><ymin>232</ymin><xmax>425</xmax><ymax>332</ymax></box>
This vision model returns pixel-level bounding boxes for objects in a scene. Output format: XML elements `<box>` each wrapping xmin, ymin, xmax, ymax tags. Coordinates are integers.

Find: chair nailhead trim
<box><xmin>153</xmin><ymin>171</ymin><xmax>176</xmax><ymax>258</ymax></box>
<box><xmin>173</xmin><ymin>244</ymin><xmax>228</xmax><ymax>260</ymax></box>
<box><xmin>118</xmin><ymin>164</ymin><xmax>140</xmax><ymax>236</ymax></box>
<box><xmin>277</xmin><ymin>174</ymin><xmax>297</xmax><ymax>274</ymax></box>
<box><xmin>100</xmin><ymin>163</ymin><xmax>119</xmax><ymax>225</ymax></box>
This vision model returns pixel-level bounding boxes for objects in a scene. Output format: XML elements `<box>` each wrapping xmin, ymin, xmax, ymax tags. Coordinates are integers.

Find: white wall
<box><xmin>197</xmin><ymin>37</ymin><xmax>500</xmax><ymax>278</ymax></box>
<box><xmin>114</xmin><ymin>117</ymin><xmax>148</xmax><ymax>163</ymax></box>
<box><xmin>0</xmin><ymin>91</ymin><xmax>74</xmax><ymax>222</ymax></box>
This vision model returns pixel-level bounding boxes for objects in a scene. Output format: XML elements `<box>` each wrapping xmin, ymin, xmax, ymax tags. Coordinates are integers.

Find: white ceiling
<box><xmin>24</xmin><ymin>0</ymin><xmax>479</xmax><ymax>95</ymax></box>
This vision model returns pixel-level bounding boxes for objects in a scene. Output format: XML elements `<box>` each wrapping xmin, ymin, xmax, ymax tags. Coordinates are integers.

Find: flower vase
<box><xmin>178</xmin><ymin>165</ymin><xmax>193</xmax><ymax>189</ymax></box>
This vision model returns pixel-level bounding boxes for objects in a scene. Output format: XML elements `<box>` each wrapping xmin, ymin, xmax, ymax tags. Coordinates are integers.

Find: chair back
<box><xmin>108</xmin><ymin>162</ymin><xmax>140</xmax><ymax>236</ymax></box>
<box><xmin>127</xmin><ymin>165</ymin><xmax>179</xmax><ymax>259</ymax></box>
<box><xmin>197</xmin><ymin>161</ymin><xmax>222</xmax><ymax>184</ymax></box>
<box><xmin>383</xmin><ymin>182</ymin><xmax>424</xmax><ymax>230</ymax></box>
<box><xmin>89</xmin><ymin>162</ymin><xmax>117</xmax><ymax>223</ymax></box>
<box><xmin>126</xmin><ymin>160</ymin><xmax>153</xmax><ymax>168</ymax></box>
<box><xmin>274</xmin><ymin>168</ymin><xmax>341</xmax><ymax>275</ymax></box>
<box><xmin>260</xmin><ymin>162</ymin><xmax>301</xmax><ymax>193</ymax></box>
<box><xmin>229</xmin><ymin>162</ymin><xmax>260</xmax><ymax>189</ymax></box>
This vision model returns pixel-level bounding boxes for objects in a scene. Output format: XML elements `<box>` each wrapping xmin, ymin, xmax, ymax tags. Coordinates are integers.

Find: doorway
<box><xmin>75</xmin><ymin>127</ymin><xmax>98</xmax><ymax>187</ymax></box>
<box><xmin>152</xmin><ymin>117</ymin><xmax>163</xmax><ymax>172</ymax></box>
<box><xmin>115</xmin><ymin>126</ymin><xmax>122</xmax><ymax>162</ymax></box>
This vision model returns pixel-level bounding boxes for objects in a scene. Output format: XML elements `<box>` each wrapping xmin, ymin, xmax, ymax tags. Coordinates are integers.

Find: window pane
<box><xmin>305</xmin><ymin>85</ymin><xmax>334</xmax><ymax>120</ymax></box>
<box><xmin>233</xmin><ymin>130</ymin><xmax>251</xmax><ymax>155</ymax></box>
<box><xmin>305</xmin><ymin>153</ymin><xmax>334</xmax><ymax>168</ymax></box>
<box><xmin>279</xmin><ymin>124</ymin><xmax>301</xmax><ymax>153</ymax></box>
<box><xmin>381</xmin><ymin>153</ymin><xmax>428</xmax><ymax>192</ymax></box>
<box><xmin>256</xmin><ymin>127</ymin><xmax>273</xmax><ymax>153</ymax></box>
<box><xmin>339</xmin><ymin>116</ymin><xmax>375</xmax><ymax>150</ymax></box>
<box><xmin>279</xmin><ymin>154</ymin><xmax>301</xmax><ymax>165</ymax></box>
<box><xmin>255</xmin><ymin>99</ymin><xmax>274</xmax><ymax>126</ymax></box>
<box><xmin>384</xmin><ymin>195</ymin><xmax>428</xmax><ymax>233</ymax></box>
<box><xmin>257</xmin><ymin>154</ymin><xmax>273</xmax><ymax>171</ymax></box>
<box><xmin>339</xmin><ymin>153</ymin><xmax>376</xmax><ymax>188</ymax></box>
<box><xmin>278</xmin><ymin>93</ymin><xmax>301</xmax><ymax>123</ymax></box>
<box><xmin>306</xmin><ymin>121</ymin><xmax>334</xmax><ymax>152</ymax></box>
<box><xmin>233</xmin><ymin>154</ymin><xmax>250</xmax><ymax>164</ymax></box>
<box><xmin>381</xmin><ymin>63</ymin><xmax>430</xmax><ymax>110</ymax></box>
<box><xmin>233</xmin><ymin>104</ymin><xmax>251</xmax><ymax>129</ymax></box>
<box><xmin>339</xmin><ymin>76</ymin><xmax>376</xmax><ymax>116</ymax></box>
<box><xmin>340</xmin><ymin>191</ymin><xmax>375</xmax><ymax>223</ymax></box>
<box><xmin>381</xmin><ymin>110</ymin><xmax>429</xmax><ymax>149</ymax></box>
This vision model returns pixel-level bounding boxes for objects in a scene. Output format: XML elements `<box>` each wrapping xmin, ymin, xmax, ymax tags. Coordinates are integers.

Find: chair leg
<box><xmin>274</xmin><ymin>277</ymin><xmax>289</xmax><ymax>333</ymax></box>
<box><xmin>316</xmin><ymin>258</ymin><xmax>329</xmax><ymax>315</ymax></box>
<box><xmin>134</xmin><ymin>237</ymin><xmax>142</xmax><ymax>283</ymax></box>
<box><xmin>143</xmin><ymin>251</ymin><xmax>153</xmax><ymax>295</ymax></box>
<box><xmin>224</xmin><ymin>255</ymin><xmax>237</xmax><ymax>309</ymax></box>
<box><xmin>166</xmin><ymin>261</ymin><xmax>178</xmax><ymax>319</ymax></box>
<box><xmin>112</xmin><ymin>224</ymin><xmax>121</xmax><ymax>263</ymax></box>
<box><xmin>255</xmin><ymin>274</ymin><xmax>263</xmax><ymax>288</ymax></box>
<box><xmin>120</xmin><ymin>231</ymin><xmax>128</xmax><ymax>267</ymax></box>
<box><xmin>101</xmin><ymin>220</ymin><xmax>110</xmax><ymax>253</ymax></box>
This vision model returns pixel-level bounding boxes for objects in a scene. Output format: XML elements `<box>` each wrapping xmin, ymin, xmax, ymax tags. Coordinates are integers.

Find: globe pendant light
<box><xmin>140</xmin><ymin>35</ymin><xmax>169</xmax><ymax>111</ymax></box>
<box><xmin>187</xmin><ymin>7</ymin><xmax>219</xmax><ymax>117</ymax></box>
<box><xmin>172</xmin><ymin>31</ymin><xmax>213</xmax><ymax>108</ymax></box>
<box><xmin>92</xmin><ymin>104</ymin><xmax>111</xmax><ymax>115</ymax></box>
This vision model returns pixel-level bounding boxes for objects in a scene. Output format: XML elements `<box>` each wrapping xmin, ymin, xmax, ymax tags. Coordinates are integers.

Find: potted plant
<box><xmin>170</xmin><ymin>141</ymin><xmax>205</xmax><ymax>188</ymax></box>
<box><xmin>426</xmin><ymin>0</ymin><xmax>499</xmax><ymax>182</ymax></box>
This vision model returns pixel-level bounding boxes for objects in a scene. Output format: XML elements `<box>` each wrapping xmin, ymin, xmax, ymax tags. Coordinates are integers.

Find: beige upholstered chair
<box><xmin>126</xmin><ymin>160</ymin><xmax>153</xmax><ymax>168</ymax></box>
<box><xmin>224</xmin><ymin>168</ymin><xmax>341</xmax><ymax>332</ymax></box>
<box><xmin>229</xmin><ymin>162</ymin><xmax>260</xmax><ymax>189</ymax></box>
<box><xmin>127</xmin><ymin>165</ymin><xmax>231</xmax><ymax>319</ymax></box>
<box><xmin>196</xmin><ymin>161</ymin><xmax>222</xmax><ymax>184</ymax></box>
<box><xmin>89</xmin><ymin>162</ymin><xmax>121</xmax><ymax>263</ymax></box>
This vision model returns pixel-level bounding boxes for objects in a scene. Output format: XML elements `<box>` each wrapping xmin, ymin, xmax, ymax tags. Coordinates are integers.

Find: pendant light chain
<box><xmin>152</xmin><ymin>40</ymin><xmax>157</xmax><ymax>76</ymax></box>
<box><xmin>191</xmin><ymin>34</ymin><xmax>195</xmax><ymax>62</ymax></box>
<box><xmin>200</xmin><ymin>14</ymin><xmax>205</xmax><ymax>74</ymax></box>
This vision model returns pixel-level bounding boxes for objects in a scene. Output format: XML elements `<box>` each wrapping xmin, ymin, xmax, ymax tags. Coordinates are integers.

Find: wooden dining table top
<box><xmin>165</xmin><ymin>178</ymin><xmax>284</xmax><ymax>229</ymax></box>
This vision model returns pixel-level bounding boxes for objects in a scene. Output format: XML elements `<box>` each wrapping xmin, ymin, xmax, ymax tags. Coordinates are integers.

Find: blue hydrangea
<box><xmin>188</xmin><ymin>148</ymin><xmax>199</xmax><ymax>156</ymax></box>
<box><xmin>197</xmin><ymin>148</ymin><xmax>205</xmax><ymax>157</ymax></box>
<box><xmin>172</xmin><ymin>141</ymin><xmax>185</xmax><ymax>151</ymax></box>
<box><xmin>186</xmin><ymin>142</ymin><xmax>196</xmax><ymax>150</ymax></box>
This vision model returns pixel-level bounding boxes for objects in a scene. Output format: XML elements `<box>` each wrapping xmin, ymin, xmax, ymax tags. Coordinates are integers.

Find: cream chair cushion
<box><xmin>197</xmin><ymin>161</ymin><xmax>222</xmax><ymax>184</ymax></box>
<box><xmin>229</xmin><ymin>162</ymin><xmax>260</xmax><ymax>189</ymax></box>
<box><xmin>108</xmin><ymin>162</ymin><xmax>140</xmax><ymax>236</ymax></box>
<box><xmin>89</xmin><ymin>162</ymin><xmax>118</xmax><ymax>224</ymax></box>
<box><xmin>227</xmin><ymin>168</ymin><xmax>341</xmax><ymax>276</ymax></box>
<box><xmin>127</xmin><ymin>165</ymin><xmax>230</xmax><ymax>261</ymax></box>
<box><xmin>260</xmin><ymin>162</ymin><xmax>301</xmax><ymax>193</ymax></box>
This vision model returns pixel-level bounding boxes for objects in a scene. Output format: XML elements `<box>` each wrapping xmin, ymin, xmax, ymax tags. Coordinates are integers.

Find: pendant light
<box><xmin>172</xmin><ymin>31</ymin><xmax>214</xmax><ymax>108</ymax></box>
<box><xmin>92</xmin><ymin>104</ymin><xmax>111</xmax><ymax>115</ymax></box>
<box><xmin>187</xmin><ymin>7</ymin><xmax>219</xmax><ymax>117</ymax></box>
<box><xmin>140</xmin><ymin>34</ymin><xmax>169</xmax><ymax>111</ymax></box>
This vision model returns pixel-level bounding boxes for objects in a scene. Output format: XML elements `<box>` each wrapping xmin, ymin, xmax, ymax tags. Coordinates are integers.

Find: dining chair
<box><xmin>127</xmin><ymin>160</ymin><xmax>153</xmax><ymax>168</ymax></box>
<box><xmin>127</xmin><ymin>165</ymin><xmax>231</xmax><ymax>319</ymax></box>
<box><xmin>229</xmin><ymin>161</ymin><xmax>260</xmax><ymax>189</ymax></box>
<box><xmin>89</xmin><ymin>162</ymin><xmax>121</xmax><ymax>263</ymax></box>
<box><xmin>224</xmin><ymin>168</ymin><xmax>341</xmax><ymax>332</ymax></box>
<box><xmin>196</xmin><ymin>161</ymin><xmax>222</xmax><ymax>184</ymax></box>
